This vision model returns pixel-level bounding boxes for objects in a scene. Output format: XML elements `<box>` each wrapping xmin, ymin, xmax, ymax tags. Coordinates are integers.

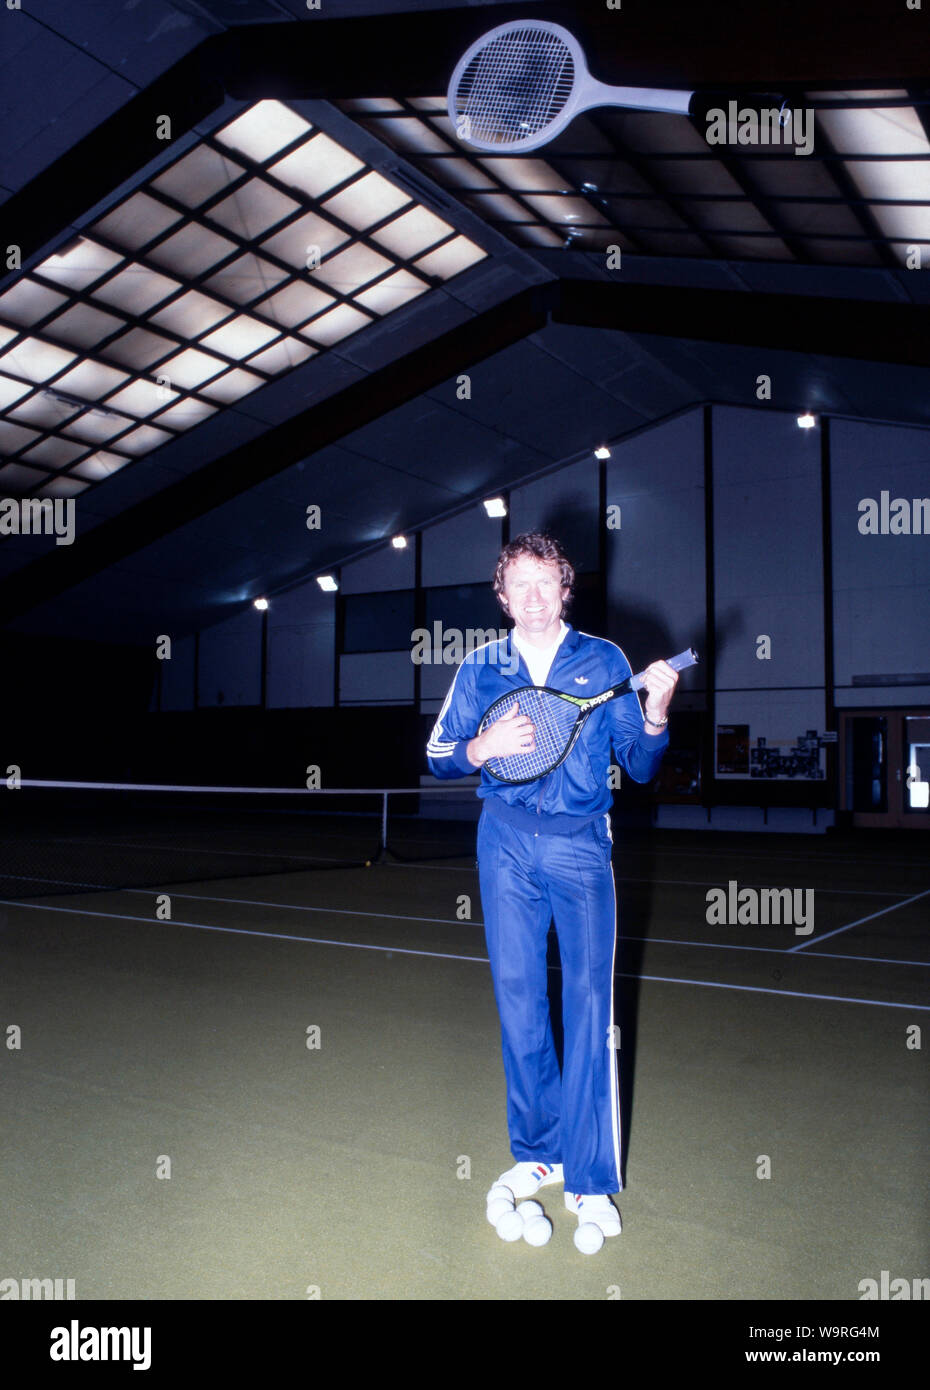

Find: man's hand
<box><xmin>467</xmin><ymin>700</ymin><xmax>536</xmax><ymax>768</ymax></box>
<box><xmin>640</xmin><ymin>659</ymin><xmax>679</xmax><ymax>728</ymax></box>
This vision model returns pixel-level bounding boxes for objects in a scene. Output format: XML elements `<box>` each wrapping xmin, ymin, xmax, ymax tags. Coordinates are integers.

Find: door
<box><xmin>839</xmin><ymin>709</ymin><xmax>930</xmax><ymax>828</ymax></box>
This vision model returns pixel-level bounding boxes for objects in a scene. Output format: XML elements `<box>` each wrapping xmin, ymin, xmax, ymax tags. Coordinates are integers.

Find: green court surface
<box><xmin>1</xmin><ymin>829</ymin><xmax>926</xmax><ymax>1301</ymax></box>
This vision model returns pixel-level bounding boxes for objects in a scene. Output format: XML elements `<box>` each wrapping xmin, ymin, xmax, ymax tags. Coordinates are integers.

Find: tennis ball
<box><xmin>574</xmin><ymin>1222</ymin><xmax>605</xmax><ymax>1254</ymax></box>
<box><xmin>523</xmin><ymin>1215</ymin><xmax>552</xmax><ymax>1247</ymax></box>
<box><xmin>486</xmin><ymin>1184</ymin><xmax>514</xmax><ymax>1206</ymax></box>
<box><xmin>517</xmin><ymin>1200</ymin><xmax>543</xmax><ymax>1221</ymax></box>
<box><xmin>486</xmin><ymin>1197</ymin><xmax>513</xmax><ymax>1226</ymax></box>
<box><xmin>495</xmin><ymin>1209</ymin><xmax>525</xmax><ymax>1242</ymax></box>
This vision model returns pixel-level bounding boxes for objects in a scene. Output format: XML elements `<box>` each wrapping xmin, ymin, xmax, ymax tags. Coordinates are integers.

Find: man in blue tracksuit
<box><xmin>427</xmin><ymin>533</ymin><xmax>679</xmax><ymax>1244</ymax></box>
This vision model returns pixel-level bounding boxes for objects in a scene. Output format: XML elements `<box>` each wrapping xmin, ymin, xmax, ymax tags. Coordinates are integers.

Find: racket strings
<box><xmin>485</xmin><ymin>688</ymin><xmax>581</xmax><ymax>782</ymax></box>
<box><xmin>455</xmin><ymin>28</ymin><xmax>574</xmax><ymax>143</ymax></box>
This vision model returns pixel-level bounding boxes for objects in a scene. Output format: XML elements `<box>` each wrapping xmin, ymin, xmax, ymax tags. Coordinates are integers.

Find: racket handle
<box><xmin>628</xmin><ymin>647</ymin><xmax>699</xmax><ymax>692</ymax></box>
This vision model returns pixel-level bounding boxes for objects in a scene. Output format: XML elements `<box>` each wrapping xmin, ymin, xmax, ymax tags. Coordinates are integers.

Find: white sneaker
<box><xmin>488</xmin><ymin>1161</ymin><xmax>563</xmax><ymax>1201</ymax></box>
<box><xmin>565</xmin><ymin>1191</ymin><xmax>622</xmax><ymax>1236</ymax></box>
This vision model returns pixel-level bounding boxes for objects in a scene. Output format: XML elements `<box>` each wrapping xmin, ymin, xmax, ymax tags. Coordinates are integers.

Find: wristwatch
<box><xmin>644</xmin><ymin>713</ymin><xmax>669</xmax><ymax>730</ymax></box>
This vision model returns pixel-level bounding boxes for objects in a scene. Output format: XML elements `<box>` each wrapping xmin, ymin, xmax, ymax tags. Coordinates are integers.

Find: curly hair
<box><xmin>492</xmin><ymin>532</ymin><xmax>575</xmax><ymax>616</ymax></box>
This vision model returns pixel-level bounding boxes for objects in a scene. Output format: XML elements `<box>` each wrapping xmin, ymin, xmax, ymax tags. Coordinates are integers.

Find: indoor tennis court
<box><xmin>1</xmin><ymin>0</ymin><xmax>928</xmax><ymax>1328</ymax></box>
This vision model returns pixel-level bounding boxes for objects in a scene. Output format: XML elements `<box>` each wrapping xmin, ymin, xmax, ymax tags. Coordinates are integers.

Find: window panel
<box><xmin>256</xmin><ymin>280</ymin><xmax>335</xmax><ymax>328</ymax></box>
<box><xmin>269</xmin><ymin>134</ymin><xmax>363</xmax><ymax>199</ymax></box>
<box><xmin>354</xmin><ymin>269</ymin><xmax>429</xmax><ymax>315</ymax></box>
<box><xmin>199</xmin><ymin>368</ymin><xmax>264</xmax><ymax>403</ymax></box>
<box><xmin>203</xmin><ymin>252</ymin><xmax>289</xmax><ymax>305</ymax></box>
<box><xmin>413</xmin><ymin>236</ymin><xmax>486</xmax><ymax>279</ymax></box>
<box><xmin>300</xmin><ymin>302</ymin><xmax>370</xmax><ymax>346</ymax></box>
<box><xmin>150</xmin><ymin>291</ymin><xmax>231</xmax><ymax>338</ymax></box>
<box><xmin>0</xmin><ymin>278</ymin><xmax>68</xmax><ymax>325</ymax></box>
<box><xmin>92</xmin><ymin>264</ymin><xmax>182</xmax><ymax>315</ymax></box>
<box><xmin>0</xmin><ymin>338</ymin><xmax>77</xmax><ymax>383</ymax></box>
<box><xmin>148</xmin><ymin>223</ymin><xmax>240</xmax><ymax>278</ymax></box>
<box><xmin>158</xmin><ymin>347</ymin><xmax>227</xmax><ymax>389</ymax></box>
<box><xmin>20</xmin><ymin>437</ymin><xmax>88</xmax><ymax>468</ymax></box>
<box><xmin>200</xmin><ymin>315</ymin><xmax>279</xmax><ymax>358</ymax></box>
<box><xmin>90</xmin><ymin>192</ymin><xmax>183</xmax><ymax>250</ymax></box>
<box><xmin>46</xmin><ymin>303</ymin><xmax>124</xmax><ymax>349</ymax></box>
<box><xmin>35</xmin><ymin>239</ymin><xmax>123</xmax><ymax>292</ymax></box>
<box><xmin>53</xmin><ymin>360</ymin><xmax>129</xmax><ymax>401</ymax></box>
<box><xmin>108</xmin><ymin>379</ymin><xmax>180</xmax><ymax>417</ymax></box>
<box><xmin>150</xmin><ymin>146</ymin><xmax>246</xmax><ymax>207</ymax></box>
<box><xmin>321</xmin><ymin>171</ymin><xmax>410</xmax><ymax>230</ymax></box>
<box><xmin>260</xmin><ymin>211</ymin><xmax>349</xmax><ymax>269</ymax></box>
<box><xmin>311</xmin><ymin>243</ymin><xmax>394</xmax><ymax>294</ymax></box>
<box><xmin>70</xmin><ymin>450</ymin><xmax>132</xmax><ymax>482</ymax></box>
<box><xmin>208</xmin><ymin>179</ymin><xmax>301</xmax><ymax>240</ymax></box>
<box><xmin>370</xmin><ymin>206</ymin><xmax>453</xmax><ymax>257</ymax></box>
<box><xmin>103</xmin><ymin>327</ymin><xmax>179</xmax><ymax>370</ymax></box>
<box><xmin>215</xmin><ymin>100</ymin><xmax>312</xmax><ymax>162</ymax></box>
<box><xmin>246</xmin><ymin>337</ymin><xmax>316</xmax><ymax>373</ymax></box>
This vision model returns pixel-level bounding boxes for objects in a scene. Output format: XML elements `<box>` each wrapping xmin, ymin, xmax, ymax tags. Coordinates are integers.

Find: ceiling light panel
<box><xmin>199</xmin><ymin>367</ymin><xmax>265</xmax><ymax>403</ymax></box>
<box><xmin>260</xmin><ymin>211</ymin><xmax>350</xmax><ymax>269</ymax></box>
<box><xmin>310</xmin><ymin>243</ymin><xmax>394</xmax><ymax>294</ymax></box>
<box><xmin>107</xmin><ymin>379</ymin><xmax>181</xmax><ymax>417</ymax></box>
<box><xmin>354</xmin><ymin>268</ymin><xmax>429</xmax><ymax>314</ymax></box>
<box><xmin>370</xmin><ymin>206</ymin><xmax>453</xmax><ymax>257</ymax></box>
<box><xmin>20</xmin><ymin>436</ymin><xmax>88</xmax><ymax>467</ymax></box>
<box><xmin>247</xmin><ymin>337</ymin><xmax>317</xmax><ymax>373</ymax></box>
<box><xmin>150</xmin><ymin>146</ymin><xmax>246</xmax><ymax>207</ymax></box>
<box><xmin>200</xmin><ymin>314</ymin><xmax>279</xmax><ymax>358</ymax></box>
<box><xmin>35</xmin><ymin>239</ymin><xmax>123</xmax><ymax>292</ymax></box>
<box><xmin>45</xmin><ymin>303</ymin><xmax>124</xmax><ymax>349</ymax></box>
<box><xmin>216</xmin><ymin>99</ymin><xmax>312</xmax><ymax>162</ymax></box>
<box><xmin>92</xmin><ymin>264</ymin><xmax>183</xmax><ymax>315</ymax></box>
<box><xmin>64</xmin><ymin>410</ymin><xmax>136</xmax><ymax>443</ymax></box>
<box><xmin>90</xmin><ymin>192</ymin><xmax>183</xmax><ymax>250</ymax></box>
<box><xmin>150</xmin><ymin>291</ymin><xmax>231</xmax><ymax>338</ymax></box>
<box><xmin>269</xmin><ymin>134</ymin><xmax>364</xmax><ymax>199</ymax></box>
<box><xmin>300</xmin><ymin>303</ymin><xmax>371</xmax><ymax>346</ymax></box>
<box><xmin>203</xmin><ymin>251</ymin><xmax>289</xmax><ymax>304</ymax></box>
<box><xmin>413</xmin><ymin>237</ymin><xmax>485</xmax><ymax>279</ymax></box>
<box><xmin>208</xmin><ymin>179</ymin><xmax>302</xmax><ymax>240</ymax></box>
<box><xmin>148</xmin><ymin>223</ymin><xmax>240</xmax><ymax>278</ymax></box>
<box><xmin>103</xmin><ymin>327</ymin><xmax>180</xmax><ymax>370</ymax></box>
<box><xmin>321</xmin><ymin>170</ymin><xmax>411</xmax><ymax>229</ymax></box>
<box><xmin>0</xmin><ymin>278</ymin><xmax>68</xmax><ymax>325</ymax></box>
<box><xmin>70</xmin><ymin>451</ymin><xmax>132</xmax><ymax>481</ymax></box>
<box><xmin>52</xmin><ymin>359</ymin><xmax>130</xmax><ymax>401</ymax></box>
<box><xmin>0</xmin><ymin>338</ymin><xmax>77</xmax><ymax>383</ymax></box>
<box><xmin>256</xmin><ymin>280</ymin><xmax>335</xmax><ymax>328</ymax></box>
<box><xmin>158</xmin><ymin>347</ymin><xmax>227</xmax><ymax>389</ymax></box>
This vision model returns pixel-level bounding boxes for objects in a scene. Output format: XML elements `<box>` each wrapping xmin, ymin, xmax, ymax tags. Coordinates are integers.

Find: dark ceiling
<box><xmin>1</xmin><ymin>0</ymin><xmax>928</xmax><ymax>642</ymax></box>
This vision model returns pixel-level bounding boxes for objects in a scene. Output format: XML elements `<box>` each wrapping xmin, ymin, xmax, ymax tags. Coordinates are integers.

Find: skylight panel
<box><xmin>310</xmin><ymin>243</ymin><xmax>394</xmax><ymax>294</ymax></box>
<box><xmin>300</xmin><ymin>303</ymin><xmax>370</xmax><ymax>346</ymax></box>
<box><xmin>412</xmin><ymin>237</ymin><xmax>486</xmax><ymax>278</ymax></box>
<box><xmin>64</xmin><ymin>410</ymin><xmax>136</xmax><ymax>444</ymax></box>
<box><xmin>20</xmin><ymin>437</ymin><xmax>88</xmax><ymax>468</ymax></box>
<box><xmin>208</xmin><ymin>179</ymin><xmax>301</xmax><ymax>240</ymax></box>
<box><xmin>0</xmin><ymin>325</ymin><xmax>16</xmax><ymax>350</ymax></box>
<box><xmin>9</xmin><ymin>393</ymin><xmax>80</xmax><ymax>428</ymax></box>
<box><xmin>256</xmin><ymin>280</ymin><xmax>335</xmax><ymax>328</ymax></box>
<box><xmin>354</xmin><ymin>268</ymin><xmax>429</xmax><ymax>314</ymax></box>
<box><xmin>150</xmin><ymin>146</ymin><xmax>246</xmax><ymax>207</ymax></box>
<box><xmin>0</xmin><ymin>462</ymin><xmax>47</xmax><ymax>491</ymax></box>
<box><xmin>103</xmin><ymin>327</ymin><xmax>180</xmax><ymax>370</ymax></box>
<box><xmin>200</xmin><ymin>314</ymin><xmax>279</xmax><ymax>358</ymax></box>
<box><xmin>321</xmin><ymin>171</ymin><xmax>411</xmax><ymax>229</ymax></box>
<box><xmin>53</xmin><ymin>359</ymin><xmax>129</xmax><ymax>401</ymax></box>
<box><xmin>157</xmin><ymin>347</ymin><xmax>227</xmax><ymax>390</ymax></box>
<box><xmin>199</xmin><ymin>368</ymin><xmax>265</xmax><ymax>402</ymax></box>
<box><xmin>203</xmin><ymin>252</ymin><xmax>289</xmax><ymax>304</ymax></box>
<box><xmin>116</xmin><ymin>423</ymin><xmax>175</xmax><ymax>454</ymax></box>
<box><xmin>0</xmin><ymin>337</ymin><xmax>77</xmax><ymax>383</ymax></box>
<box><xmin>90</xmin><ymin>192</ymin><xmax>183</xmax><ymax>250</ymax></box>
<box><xmin>246</xmin><ymin>337</ymin><xmax>316</xmax><ymax>373</ymax></box>
<box><xmin>35</xmin><ymin>238</ymin><xmax>123</xmax><ymax>292</ymax></box>
<box><xmin>370</xmin><ymin>206</ymin><xmax>453</xmax><ymax>257</ymax></box>
<box><xmin>464</xmin><ymin>192</ymin><xmax>534</xmax><ymax>223</ymax></box>
<box><xmin>269</xmin><ymin>134</ymin><xmax>364</xmax><ymax>199</ymax></box>
<box><xmin>70</xmin><ymin>451</ymin><xmax>132</xmax><ymax>482</ymax></box>
<box><xmin>148</xmin><ymin>223</ymin><xmax>240</xmax><ymax>278</ymax></box>
<box><xmin>92</xmin><ymin>264</ymin><xmax>183</xmax><ymax>315</ymax></box>
<box><xmin>45</xmin><ymin>303</ymin><xmax>124</xmax><ymax>350</ymax></box>
<box><xmin>0</xmin><ymin>278</ymin><xmax>67</xmax><ymax>324</ymax></box>
<box><xmin>153</xmin><ymin>399</ymin><xmax>218</xmax><ymax>430</ymax></box>
<box><xmin>260</xmin><ymin>211</ymin><xmax>350</xmax><ymax>269</ymax></box>
<box><xmin>38</xmin><ymin>475</ymin><xmax>89</xmax><ymax>498</ymax></box>
<box><xmin>366</xmin><ymin>118</ymin><xmax>453</xmax><ymax>154</ymax></box>
<box><xmin>108</xmin><ymin>379</ymin><xmax>181</xmax><ymax>417</ymax></box>
<box><xmin>0</xmin><ymin>375</ymin><xmax>32</xmax><ymax>409</ymax></box>
<box><xmin>0</xmin><ymin>420</ymin><xmax>41</xmax><ymax>452</ymax></box>
<box><xmin>150</xmin><ymin>291</ymin><xmax>231</xmax><ymax>338</ymax></box>
<box><xmin>216</xmin><ymin>100</ymin><xmax>312</xmax><ymax>162</ymax></box>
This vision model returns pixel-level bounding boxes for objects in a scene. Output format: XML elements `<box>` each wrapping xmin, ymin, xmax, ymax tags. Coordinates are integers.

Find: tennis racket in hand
<box><xmin>478</xmin><ymin>647</ymin><xmax>698</xmax><ymax>785</ymax></box>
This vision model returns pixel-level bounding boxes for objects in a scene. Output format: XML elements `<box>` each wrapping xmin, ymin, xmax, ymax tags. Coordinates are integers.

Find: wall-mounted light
<box><xmin>483</xmin><ymin>497</ymin><xmax>507</xmax><ymax>518</ymax></box>
<box><xmin>253</xmin><ymin>597</ymin><xmax>269</xmax><ymax>611</ymax></box>
<box><xmin>797</xmin><ymin>413</ymin><xmax>817</xmax><ymax>429</ymax></box>
<box><xmin>594</xmin><ymin>445</ymin><xmax>611</xmax><ymax>459</ymax></box>
<box><xmin>391</xmin><ymin>535</ymin><xmax>408</xmax><ymax>549</ymax></box>
<box><xmin>316</xmin><ymin>575</ymin><xmax>338</xmax><ymax>592</ymax></box>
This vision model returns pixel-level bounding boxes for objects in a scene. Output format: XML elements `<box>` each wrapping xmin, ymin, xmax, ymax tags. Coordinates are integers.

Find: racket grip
<box><xmin>628</xmin><ymin>647</ymin><xmax>699</xmax><ymax>692</ymax></box>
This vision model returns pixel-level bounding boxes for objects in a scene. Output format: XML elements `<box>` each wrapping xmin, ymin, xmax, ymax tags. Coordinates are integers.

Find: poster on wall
<box><xmin>716</xmin><ymin>725</ymin><xmax>828</xmax><ymax>779</ymax></box>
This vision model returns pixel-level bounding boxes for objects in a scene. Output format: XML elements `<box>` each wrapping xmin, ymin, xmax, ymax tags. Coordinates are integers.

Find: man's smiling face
<box><xmin>500</xmin><ymin>553</ymin><xmax>569</xmax><ymax>644</ymax></box>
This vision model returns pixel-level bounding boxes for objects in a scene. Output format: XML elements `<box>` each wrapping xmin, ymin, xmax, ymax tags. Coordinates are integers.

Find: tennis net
<box><xmin>0</xmin><ymin>780</ymin><xmax>482</xmax><ymax>899</ymax></box>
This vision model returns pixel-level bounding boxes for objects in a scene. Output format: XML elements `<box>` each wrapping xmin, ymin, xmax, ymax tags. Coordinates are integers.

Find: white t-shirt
<box><xmin>512</xmin><ymin>620</ymin><xmax>568</xmax><ymax>688</ymax></box>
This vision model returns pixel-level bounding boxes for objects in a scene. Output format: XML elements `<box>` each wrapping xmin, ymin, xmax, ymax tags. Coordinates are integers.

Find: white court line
<box><xmin>5</xmin><ymin>890</ymin><xmax>929</xmax><ymax>969</ymax></box>
<box><xmin>1</xmin><ymin>899</ymin><xmax>926</xmax><ymax>1011</ymax></box>
<box><xmin>789</xmin><ymin>887</ymin><xmax>930</xmax><ymax>952</ymax></box>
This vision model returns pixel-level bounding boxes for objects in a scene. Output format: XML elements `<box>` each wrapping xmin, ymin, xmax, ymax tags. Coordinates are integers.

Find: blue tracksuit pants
<box><xmin>477</xmin><ymin>807</ymin><xmax>623</xmax><ymax>1195</ymax></box>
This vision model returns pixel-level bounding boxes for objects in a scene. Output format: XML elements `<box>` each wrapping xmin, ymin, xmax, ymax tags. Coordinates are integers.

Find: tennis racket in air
<box><xmin>448</xmin><ymin>20</ymin><xmax>786</xmax><ymax>152</ymax></box>
<box><xmin>479</xmin><ymin>647</ymin><xmax>698</xmax><ymax>784</ymax></box>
